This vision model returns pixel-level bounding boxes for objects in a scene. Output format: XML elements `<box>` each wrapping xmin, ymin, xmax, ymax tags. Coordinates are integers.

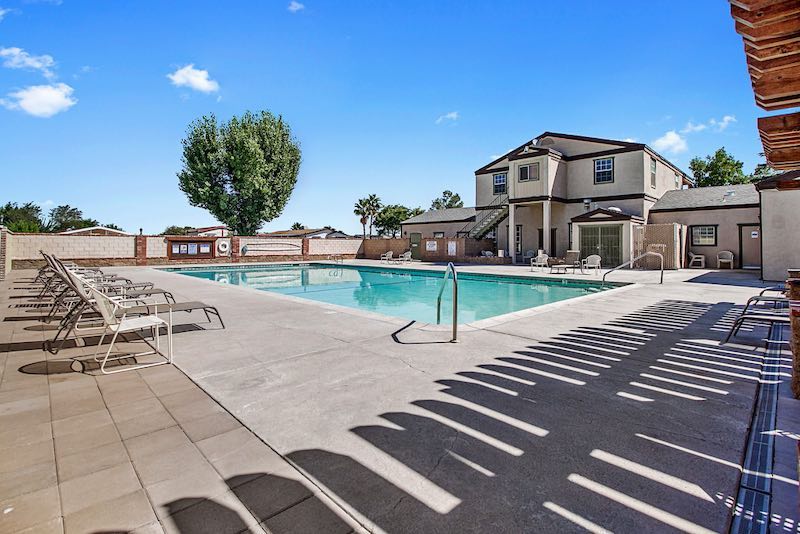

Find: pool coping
<box><xmin>153</xmin><ymin>261</ymin><xmax>636</xmax><ymax>331</ymax></box>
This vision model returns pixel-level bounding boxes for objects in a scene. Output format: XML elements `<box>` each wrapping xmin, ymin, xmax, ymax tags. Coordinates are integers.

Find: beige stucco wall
<box><xmin>564</xmin><ymin>151</ymin><xmax>645</xmax><ymax>200</ymax></box>
<box><xmin>10</xmin><ymin>234</ymin><xmax>136</xmax><ymax>260</ymax></box>
<box><xmin>648</xmin><ymin>206</ymin><xmax>760</xmax><ymax>269</ymax></box>
<box><xmin>401</xmin><ymin>221</ymin><xmax>471</xmax><ymax>239</ymax></box>
<box><xmin>761</xmin><ymin>189</ymin><xmax>800</xmax><ymax>281</ymax></box>
<box><xmin>536</xmin><ymin>136</ymin><xmax>620</xmax><ymax>156</ymax></box>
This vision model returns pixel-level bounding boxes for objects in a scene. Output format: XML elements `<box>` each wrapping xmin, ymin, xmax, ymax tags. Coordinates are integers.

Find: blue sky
<box><xmin>0</xmin><ymin>1</ymin><xmax>766</xmax><ymax>234</ymax></box>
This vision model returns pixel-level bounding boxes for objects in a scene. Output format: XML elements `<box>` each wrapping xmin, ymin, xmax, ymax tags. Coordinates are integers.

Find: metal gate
<box><xmin>579</xmin><ymin>225</ymin><xmax>622</xmax><ymax>267</ymax></box>
<box><xmin>632</xmin><ymin>223</ymin><xmax>680</xmax><ymax>269</ymax></box>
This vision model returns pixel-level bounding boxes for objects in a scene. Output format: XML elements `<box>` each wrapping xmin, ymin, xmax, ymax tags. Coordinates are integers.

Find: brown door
<box><xmin>410</xmin><ymin>233</ymin><xmax>422</xmax><ymax>260</ymax></box>
<box><xmin>740</xmin><ymin>225</ymin><xmax>761</xmax><ymax>269</ymax></box>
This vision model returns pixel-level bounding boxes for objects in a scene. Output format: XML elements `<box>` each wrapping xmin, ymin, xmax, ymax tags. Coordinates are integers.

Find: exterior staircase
<box><xmin>458</xmin><ymin>195</ymin><xmax>509</xmax><ymax>239</ymax></box>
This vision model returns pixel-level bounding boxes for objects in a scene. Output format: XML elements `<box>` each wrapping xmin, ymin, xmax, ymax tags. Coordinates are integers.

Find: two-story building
<box><xmin>469</xmin><ymin>132</ymin><xmax>691</xmax><ymax>266</ymax></box>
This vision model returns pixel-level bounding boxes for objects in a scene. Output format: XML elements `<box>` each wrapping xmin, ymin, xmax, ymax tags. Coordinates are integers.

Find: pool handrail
<box><xmin>436</xmin><ymin>262</ymin><xmax>459</xmax><ymax>342</ymax></box>
<box><xmin>602</xmin><ymin>251</ymin><xmax>664</xmax><ymax>286</ymax></box>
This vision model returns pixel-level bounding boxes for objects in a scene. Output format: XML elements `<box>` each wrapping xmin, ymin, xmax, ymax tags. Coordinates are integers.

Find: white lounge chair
<box><xmin>88</xmin><ymin>285</ymin><xmax>173</xmax><ymax>375</ymax></box>
<box><xmin>522</xmin><ymin>250</ymin><xmax>535</xmax><ymax>263</ymax></box>
<box><xmin>583</xmin><ymin>254</ymin><xmax>601</xmax><ymax>275</ymax></box>
<box><xmin>531</xmin><ymin>254</ymin><xmax>549</xmax><ymax>271</ymax></box>
<box><xmin>480</xmin><ymin>250</ymin><xmax>495</xmax><ymax>257</ymax></box>
<box><xmin>688</xmin><ymin>252</ymin><xmax>706</xmax><ymax>268</ymax></box>
<box><xmin>718</xmin><ymin>251</ymin><xmax>734</xmax><ymax>269</ymax></box>
<box><xmin>395</xmin><ymin>251</ymin><xmax>412</xmax><ymax>263</ymax></box>
<box><xmin>380</xmin><ymin>251</ymin><xmax>393</xmax><ymax>263</ymax></box>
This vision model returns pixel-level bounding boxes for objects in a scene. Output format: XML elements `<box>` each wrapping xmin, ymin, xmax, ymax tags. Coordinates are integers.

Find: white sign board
<box><xmin>447</xmin><ymin>241</ymin><xmax>457</xmax><ymax>256</ymax></box>
<box><xmin>751</xmin><ymin>231</ymin><xmax>759</xmax><ymax>239</ymax></box>
<box><xmin>426</xmin><ymin>240</ymin><xmax>437</xmax><ymax>252</ymax></box>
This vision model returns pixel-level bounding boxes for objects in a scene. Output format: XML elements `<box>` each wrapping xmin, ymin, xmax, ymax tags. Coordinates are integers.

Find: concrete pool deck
<box><xmin>1</xmin><ymin>261</ymin><xmax>798</xmax><ymax>532</ymax></box>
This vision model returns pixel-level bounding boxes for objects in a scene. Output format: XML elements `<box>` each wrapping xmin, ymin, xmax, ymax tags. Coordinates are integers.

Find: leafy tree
<box><xmin>103</xmin><ymin>223</ymin><xmax>124</xmax><ymax>231</ymax></box>
<box><xmin>748</xmin><ymin>154</ymin><xmax>778</xmax><ymax>183</ymax></box>
<box><xmin>161</xmin><ymin>225</ymin><xmax>193</xmax><ymax>235</ymax></box>
<box><xmin>177</xmin><ymin>111</ymin><xmax>301</xmax><ymax>235</ymax></box>
<box><xmin>353</xmin><ymin>198</ymin><xmax>369</xmax><ymax>238</ymax></box>
<box><xmin>688</xmin><ymin>148</ymin><xmax>751</xmax><ymax>187</ymax></box>
<box><xmin>47</xmin><ymin>205</ymin><xmax>98</xmax><ymax>232</ymax></box>
<box><xmin>375</xmin><ymin>204</ymin><xmax>423</xmax><ymax>238</ymax></box>
<box><xmin>290</xmin><ymin>222</ymin><xmax>306</xmax><ymax>230</ymax></box>
<box><xmin>431</xmin><ymin>190</ymin><xmax>464</xmax><ymax>210</ymax></box>
<box><xmin>0</xmin><ymin>202</ymin><xmax>45</xmax><ymax>232</ymax></box>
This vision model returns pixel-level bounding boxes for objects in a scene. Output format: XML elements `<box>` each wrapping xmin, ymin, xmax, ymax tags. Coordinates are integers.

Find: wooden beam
<box><xmin>749</xmin><ymin>53</ymin><xmax>800</xmax><ymax>75</ymax></box>
<box><xmin>756</xmin><ymin>93</ymin><xmax>800</xmax><ymax>110</ymax></box>
<box><xmin>758</xmin><ymin>111</ymin><xmax>800</xmax><ymax>132</ymax></box>
<box><xmin>753</xmin><ymin>66</ymin><xmax>800</xmax><ymax>100</ymax></box>
<box><xmin>731</xmin><ymin>0</ymin><xmax>785</xmax><ymax>11</ymax></box>
<box><xmin>745</xmin><ymin>40</ymin><xmax>800</xmax><ymax>60</ymax></box>
<box><xmin>731</xmin><ymin>1</ymin><xmax>800</xmax><ymax>28</ymax></box>
<box><xmin>736</xmin><ymin>20</ymin><xmax>800</xmax><ymax>44</ymax></box>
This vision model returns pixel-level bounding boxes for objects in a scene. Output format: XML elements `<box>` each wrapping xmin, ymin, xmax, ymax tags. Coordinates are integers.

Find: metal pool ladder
<box><xmin>602</xmin><ymin>251</ymin><xmax>664</xmax><ymax>286</ymax></box>
<box><xmin>436</xmin><ymin>262</ymin><xmax>459</xmax><ymax>342</ymax></box>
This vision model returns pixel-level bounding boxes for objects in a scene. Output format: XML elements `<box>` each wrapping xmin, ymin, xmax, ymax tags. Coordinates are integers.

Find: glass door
<box><xmin>579</xmin><ymin>225</ymin><xmax>622</xmax><ymax>267</ymax></box>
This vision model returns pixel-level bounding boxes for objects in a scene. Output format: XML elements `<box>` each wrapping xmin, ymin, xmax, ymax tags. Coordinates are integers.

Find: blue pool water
<box><xmin>165</xmin><ymin>264</ymin><xmax>615</xmax><ymax>324</ymax></box>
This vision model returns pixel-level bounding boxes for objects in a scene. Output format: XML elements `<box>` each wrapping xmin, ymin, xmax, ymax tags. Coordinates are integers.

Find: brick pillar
<box><xmin>231</xmin><ymin>237</ymin><xmax>240</xmax><ymax>263</ymax></box>
<box><xmin>788</xmin><ymin>275</ymin><xmax>800</xmax><ymax>398</ymax></box>
<box><xmin>301</xmin><ymin>238</ymin><xmax>310</xmax><ymax>260</ymax></box>
<box><xmin>134</xmin><ymin>235</ymin><xmax>147</xmax><ymax>266</ymax></box>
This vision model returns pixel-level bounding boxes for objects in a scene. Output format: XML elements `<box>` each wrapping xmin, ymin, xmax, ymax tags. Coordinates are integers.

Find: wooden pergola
<box><xmin>731</xmin><ymin>0</ymin><xmax>800</xmax><ymax>169</ymax></box>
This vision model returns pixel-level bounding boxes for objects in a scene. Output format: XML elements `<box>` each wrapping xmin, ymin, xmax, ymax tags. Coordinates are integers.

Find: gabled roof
<box><xmin>401</xmin><ymin>207</ymin><xmax>476</xmax><ymax>225</ymax></box>
<box><xmin>571</xmin><ymin>207</ymin><xmax>643</xmax><ymax>223</ymax></box>
<box><xmin>755</xmin><ymin>169</ymin><xmax>800</xmax><ymax>190</ymax></box>
<box><xmin>537</xmin><ymin>131</ymin><xmax>642</xmax><ymax>148</ymax></box>
<box><xmin>650</xmin><ymin>184</ymin><xmax>759</xmax><ymax>212</ymax></box>
<box><xmin>59</xmin><ymin>226</ymin><xmax>130</xmax><ymax>235</ymax></box>
<box><xmin>262</xmin><ymin>228</ymin><xmax>337</xmax><ymax>237</ymax></box>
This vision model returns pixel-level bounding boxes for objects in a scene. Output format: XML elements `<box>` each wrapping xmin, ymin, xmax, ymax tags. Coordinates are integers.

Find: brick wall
<box><xmin>362</xmin><ymin>239</ymin><xmax>410</xmax><ymax>259</ymax></box>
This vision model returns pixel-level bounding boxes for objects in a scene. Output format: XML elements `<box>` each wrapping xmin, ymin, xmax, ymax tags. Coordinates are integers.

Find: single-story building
<box><xmin>757</xmin><ymin>170</ymin><xmax>800</xmax><ymax>281</ymax></box>
<box><xmin>400</xmin><ymin>208</ymin><xmax>477</xmax><ymax>239</ymax></box>
<box><xmin>262</xmin><ymin>227</ymin><xmax>350</xmax><ymax>239</ymax></box>
<box><xmin>648</xmin><ymin>184</ymin><xmax>761</xmax><ymax>270</ymax></box>
<box><xmin>188</xmin><ymin>225</ymin><xmax>230</xmax><ymax>237</ymax></box>
<box><xmin>59</xmin><ymin>226</ymin><xmax>131</xmax><ymax>236</ymax></box>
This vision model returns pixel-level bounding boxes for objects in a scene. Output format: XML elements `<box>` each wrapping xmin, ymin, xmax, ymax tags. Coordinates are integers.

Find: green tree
<box><xmin>46</xmin><ymin>205</ymin><xmax>98</xmax><ymax>232</ymax></box>
<box><xmin>353</xmin><ymin>198</ymin><xmax>369</xmax><ymax>238</ymax></box>
<box><xmin>161</xmin><ymin>225</ymin><xmax>192</xmax><ymax>235</ymax></box>
<box><xmin>748</xmin><ymin>154</ymin><xmax>778</xmax><ymax>183</ymax></box>
<box><xmin>431</xmin><ymin>190</ymin><xmax>464</xmax><ymax>210</ymax></box>
<box><xmin>177</xmin><ymin>111</ymin><xmax>301</xmax><ymax>235</ymax></box>
<box><xmin>103</xmin><ymin>223</ymin><xmax>124</xmax><ymax>231</ymax></box>
<box><xmin>0</xmin><ymin>202</ymin><xmax>45</xmax><ymax>232</ymax></box>
<box><xmin>290</xmin><ymin>222</ymin><xmax>305</xmax><ymax>230</ymax></box>
<box><xmin>688</xmin><ymin>148</ymin><xmax>750</xmax><ymax>187</ymax></box>
<box><xmin>364</xmin><ymin>194</ymin><xmax>382</xmax><ymax>238</ymax></box>
<box><xmin>375</xmin><ymin>204</ymin><xmax>423</xmax><ymax>238</ymax></box>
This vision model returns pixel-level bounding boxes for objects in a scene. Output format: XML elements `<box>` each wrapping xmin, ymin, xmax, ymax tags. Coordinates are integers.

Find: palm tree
<box><xmin>365</xmin><ymin>194</ymin><xmax>382</xmax><ymax>238</ymax></box>
<box><xmin>354</xmin><ymin>198</ymin><xmax>369</xmax><ymax>238</ymax></box>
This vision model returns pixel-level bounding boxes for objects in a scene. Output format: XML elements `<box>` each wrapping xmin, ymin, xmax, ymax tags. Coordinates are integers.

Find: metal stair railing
<box><xmin>458</xmin><ymin>194</ymin><xmax>508</xmax><ymax>238</ymax></box>
<box><xmin>436</xmin><ymin>262</ymin><xmax>459</xmax><ymax>342</ymax></box>
<box><xmin>602</xmin><ymin>251</ymin><xmax>664</xmax><ymax>286</ymax></box>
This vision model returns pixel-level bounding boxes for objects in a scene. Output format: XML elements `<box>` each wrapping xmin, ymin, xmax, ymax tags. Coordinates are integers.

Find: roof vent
<box><xmin>608</xmin><ymin>206</ymin><xmax>622</xmax><ymax>213</ymax></box>
<box><xmin>723</xmin><ymin>190</ymin><xmax>735</xmax><ymax>201</ymax></box>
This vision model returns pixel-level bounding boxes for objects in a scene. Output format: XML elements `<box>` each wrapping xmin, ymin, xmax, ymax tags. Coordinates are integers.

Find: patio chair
<box><xmin>395</xmin><ymin>251</ymin><xmax>412</xmax><ymax>263</ymax></box>
<box><xmin>688</xmin><ymin>252</ymin><xmax>706</xmax><ymax>269</ymax></box>
<box><xmin>480</xmin><ymin>250</ymin><xmax>495</xmax><ymax>257</ymax></box>
<box><xmin>380</xmin><ymin>251</ymin><xmax>393</xmax><ymax>263</ymax></box>
<box><xmin>717</xmin><ymin>250</ymin><xmax>734</xmax><ymax>269</ymax></box>
<box><xmin>723</xmin><ymin>311</ymin><xmax>790</xmax><ymax>343</ymax></box>
<box><xmin>582</xmin><ymin>254</ymin><xmax>602</xmax><ymax>275</ymax></box>
<box><xmin>522</xmin><ymin>250</ymin><xmax>535</xmax><ymax>263</ymax></box>
<box><xmin>564</xmin><ymin>250</ymin><xmax>580</xmax><ymax>267</ymax></box>
<box><xmin>87</xmin><ymin>285</ymin><xmax>173</xmax><ymax>374</ymax></box>
<box><xmin>531</xmin><ymin>254</ymin><xmax>549</xmax><ymax>271</ymax></box>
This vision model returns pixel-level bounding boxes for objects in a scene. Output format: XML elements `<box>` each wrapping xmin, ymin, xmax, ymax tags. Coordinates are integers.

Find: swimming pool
<box><xmin>165</xmin><ymin>263</ymin><xmax>617</xmax><ymax>324</ymax></box>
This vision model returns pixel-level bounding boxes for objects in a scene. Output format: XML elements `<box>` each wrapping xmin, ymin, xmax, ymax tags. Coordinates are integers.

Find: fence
<box><xmin>632</xmin><ymin>223</ymin><xmax>683</xmax><ymax>270</ymax></box>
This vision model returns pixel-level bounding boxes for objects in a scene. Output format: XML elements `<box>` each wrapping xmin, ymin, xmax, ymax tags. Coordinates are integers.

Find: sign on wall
<box><xmin>447</xmin><ymin>241</ymin><xmax>457</xmax><ymax>256</ymax></box>
<box><xmin>751</xmin><ymin>230</ymin><xmax>759</xmax><ymax>238</ymax></box>
<box><xmin>426</xmin><ymin>240</ymin><xmax>437</xmax><ymax>252</ymax></box>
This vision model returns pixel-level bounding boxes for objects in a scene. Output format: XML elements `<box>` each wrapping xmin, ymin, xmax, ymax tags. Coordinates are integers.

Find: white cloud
<box><xmin>288</xmin><ymin>1</ymin><xmax>304</xmax><ymax>12</ymax></box>
<box><xmin>680</xmin><ymin>121</ymin><xmax>706</xmax><ymax>134</ymax></box>
<box><xmin>651</xmin><ymin>130</ymin><xmax>687</xmax><ymax>154</ymax></box>
<box><xmin>710</xmin><ymin>115</ymin><xmax>736</xmax><ymax>132</ymax></box>
<box><xmin>622</xmin><ymin>137</ymin><xmax>638</xmax><ymax>143</ymax></box>
<box><xmin>0</xmin><ymin>47</ymin><xmax>55</xmax><ymax>78</ymax></box>
<box><xmin>435</xmin><ymin>111</ymin><xmax>459</xmax><ymax>125</ymax></box>
<box><xmin>167</xmin><ymin>64</ymin><xmax>220</xmax><ymax>93</ymax></box>
<box><xmin>1</xmin><ymin>83</ymin><xmax>76</xmax><ymax>117</ymax></box>
<box><xmin>0</xmin><ymin>7</ymin><xmax>12</xmax><ymax>21</ymax></box>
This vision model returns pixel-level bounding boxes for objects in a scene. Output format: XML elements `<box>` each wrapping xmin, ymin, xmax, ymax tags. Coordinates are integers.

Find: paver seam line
<box><xmin>44</xmin><ymin>317</ymin><xmax>65</xmax><ymax>534</ymax></box>
<box><xmin>134</xmin><ymin>362</ymin><xmax>372</xmax><ymax>534</ymax></box>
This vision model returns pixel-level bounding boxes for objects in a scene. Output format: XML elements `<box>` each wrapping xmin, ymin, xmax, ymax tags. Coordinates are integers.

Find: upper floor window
<box><xmin>493</xmin><ymin>173</ymin><xmax>507</xmax><ymax>195</ymax></box>
<box><xmin>433</xmin><ymin>232</ymin><xmax>444</xmax><ymax>238</ymax></box>
<box><xmin>518</xmin><ymin>163</ymin><xmax>540</xmax><ymax>182</ymax></box>
<box><xmin>594</xmin><ymin>158</ymin><xmax>614</xmax><ymax>184</ymax></box>
<box><xmin>675</xmin><ymin>173</ymin><xmax>681</xmax><ymax>188</ymax></box>
<box><xmin>650</xmin><ymin>158</ymin><xmax>657</xmax><ymax>189</ymax></box>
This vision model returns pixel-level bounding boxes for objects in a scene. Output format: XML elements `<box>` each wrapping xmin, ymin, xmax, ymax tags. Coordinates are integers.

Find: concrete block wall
<box><xmin>0</xmin><ymin>227</ymin><xmax>7</xmax><ymax>281</ymax></box>
<box><xmin>9</xmin><ymin>234</ymin><xmax>136</xmax><ymax>265</ymax></box>
<box><xmin>238</xmin><ymin>237</ymin><xmax>304</xmax><ymax>257</ymax></box>
<box><xmin>146</xmin><ymin>236</ymin><xmax>168</xmax><ymax>258</ymax></box>
<box><xmin>307</xmin><ymin>239</ymin><xmax>363</xmax><ymax>257</ymax></box>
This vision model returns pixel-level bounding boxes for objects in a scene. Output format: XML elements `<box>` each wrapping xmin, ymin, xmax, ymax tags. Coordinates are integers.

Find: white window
<box><xmin>675</xmin><ymin>173</ymin><xmax>681</xmax><ymax>188</ymax></box>
<box><xmin>433</xmin><ymin>232</ymin><xmax>444</xmax><ymax>238</ymax></box>
<box><xmin>493</xmin><ymin>173</ymin><xmax>507</xmax><ymax>195</ymax></box>
<box><xmin>650</xmin><ymin>158</ymin><xmax>657</xmax><ymax>189</ymax></box>
<box><xmin>594</xmin><ymin>158</ymin><xmax>614</xmax><ymax>184</ymax></box>
<box><xmin>691</xmin><ymin>225</ymin><xmax>717</xmax><ymax>246</ymax></box>
<box><xmin>518</xmin><ymin>163</ymin><xmax>539</xmax><ymax>182</ymax></box>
